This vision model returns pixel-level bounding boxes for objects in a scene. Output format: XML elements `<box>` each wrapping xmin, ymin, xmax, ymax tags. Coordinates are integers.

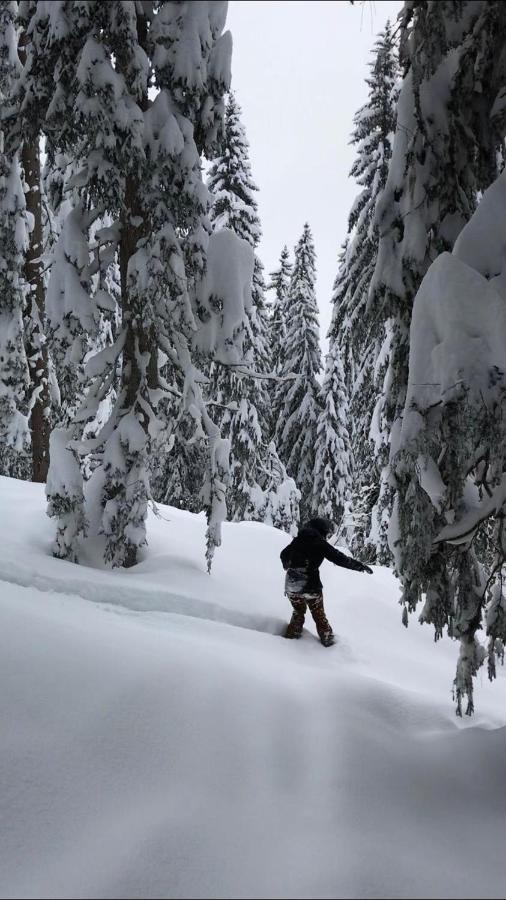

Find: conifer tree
<box><xmin>42</xmin><ymin>144</ymin><xmax>122</xmax><ymax>463</ymax></box>
<box><xmin>370</xmin><ymin>1</ymin><xmax>506</xmax><ymax>712</ymax></box>
<box><xmin>8</xmin><ymin>1</ymin><xmax>241</xmax><ymax>569</ymax></box>
<box><xmin>151</xmin><ymin>404</ymin><xmax>205</xmax><ymax>514</ymax></box>
<box><xmin>208</xmin><ymin>92</ymin><xmax>261</xmax><ymax>245</ymax></box>
<box><xmin>206</xmin><ymin>92</ymin><xmax>265</xmax><ymax>521</ymax></box>
<box><xmin>18</xmin><ymin>21</ymin><xmax>50</xmax><ymax>483</ymax></box>
<box><xmin>313</xmin><ymin>339</ymin><xmax>352</xmax><ymax>533</ymax></box>
<box><xmin>1</xmin><ymin>2</ymin><xmax>79</xmax><ymax>483</ymax></box>
<box><xmin>0</xmin><ymin>1</ymin><xmax>30</xmax><ymax>478</ymax></box>
<box><xmin>331</xmin><ymin>22</ymin><xmax>399</xmax><ymax>560</ymax></box>
<box><xmin>206</xmin><ymin>93</ymin><xmax>299</xmax><ymax>526</ymax></box>
<box><xmin>392</xmin><ymin>177</ymin><xmax>506</xmax><ymax>715</ymax></box>
<box><xmin>276</xmin><ymin>223</ymin><xmax>322</xmax><ymax>519</ymax></box>
<box><xmin>371</xmin><ymin>1</ymin><xmax>506</xmax><ymax>563</ymax></box>
<box><xmin>267</xmin><ymin>245</ymin><xmax>292</xmax><ymax>417</ymax></box>
<box><xmin>207</xmin><ymin>92</ymin><xmax>266</xmax><ymax>419</ymax></box>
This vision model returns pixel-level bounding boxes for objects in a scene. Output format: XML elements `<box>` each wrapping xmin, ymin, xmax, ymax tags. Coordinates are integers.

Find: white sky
<box><xmin>226</xmin><ymin>0</ymin><xmax>402</xmax><ymax>354</ymax></box>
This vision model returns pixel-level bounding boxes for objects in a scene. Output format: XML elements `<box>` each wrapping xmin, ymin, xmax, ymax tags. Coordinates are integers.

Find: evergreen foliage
<box><xmin>0</xmin><ymin>1</ymin><xmax>30</xmax><ymax>477</ymax></box>
<box><xmin>331</xmin><ymin>23</ymin><xmax>399</xmax><ymax>559</ymax></box>
<box><xmin>276</xmin><ymin>223</ymin><xmax>322</xmax><ymax>520</ymax></box>
<box><xmin>207</xmin><ymin>93</ymin><xmax>299</xmax><ymax>527</ymax></box>
<box><xmin>267</xmin><ymin>245</ymin><xmax>292</xmax><ymax>419</ymax></box>
<box><xmin>313</xmin><ymin>340</ymin><xmax>352</xmax><ymax>534</ymax></box>
<box><xmin>375</xmin><ymin>1</ymin><xmax>506</xmax><ymax>713</ymax></box>
<box><xmin>5</xmin><ymin>1</ymin><xmax>237</xmax><ymax>569</ymax></box>
<box><xmin>208</xmin><ymin>93</ymin><xmax>261</xmax><ymax>245</ymax></box>
<box><xmin>371</xmin><ymin>1</ymin><xmax>506</xmax><ymax>563</ymax></box>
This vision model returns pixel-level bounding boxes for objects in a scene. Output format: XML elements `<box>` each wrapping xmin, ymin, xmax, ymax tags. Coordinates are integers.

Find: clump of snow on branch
<box><xmin>193</xmin><ymin>228</ymin><xmax>253</xmax><ymax>364</ymax></box>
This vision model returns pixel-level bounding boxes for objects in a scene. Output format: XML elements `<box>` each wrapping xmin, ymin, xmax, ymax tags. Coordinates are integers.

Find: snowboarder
<box><xmin>280</xmin><ymin>517</ymin><xmax>372</xmax><ymax>646</ymax></box>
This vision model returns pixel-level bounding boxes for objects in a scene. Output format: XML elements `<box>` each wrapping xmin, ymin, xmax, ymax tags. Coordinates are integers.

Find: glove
<box><xmin>362</xmin><ymin>564</ymin><xmax>373</xmax><ymax>575</ymax></box>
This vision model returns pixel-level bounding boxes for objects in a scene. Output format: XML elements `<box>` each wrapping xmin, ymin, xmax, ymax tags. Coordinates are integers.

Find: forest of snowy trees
<box><xmin>2</xmin><ymin>0</ymin><xmax>506</xmax><ymax>713</ymax></box>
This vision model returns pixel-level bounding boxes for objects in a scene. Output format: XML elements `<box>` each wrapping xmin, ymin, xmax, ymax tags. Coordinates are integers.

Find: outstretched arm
<box><xmin>323</xmin><ymin>541</ymin><xmax>373</xmax><ymax>574</ymax></box>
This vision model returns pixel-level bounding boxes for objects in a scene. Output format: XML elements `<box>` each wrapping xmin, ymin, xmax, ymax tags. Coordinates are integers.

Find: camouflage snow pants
<box><xmin>285</xmin><ymin>593</ymin><xmax>334</xmax><ymax>646</ymax></box>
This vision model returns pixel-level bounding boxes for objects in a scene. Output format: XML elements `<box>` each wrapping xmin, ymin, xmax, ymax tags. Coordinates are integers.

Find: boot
<box><xmin>308</xmin><ymin>597</ymin><xmax>335</xmax><ymax>647</ymax></box>
<box><xmin>284</xmin><ymin>599</ymin><xmax>306</xmax><ymax>639</ymax></box>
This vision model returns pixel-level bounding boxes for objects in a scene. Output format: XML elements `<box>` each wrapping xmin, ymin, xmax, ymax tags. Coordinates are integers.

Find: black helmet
<box><xmin>304</xmin><ymin>517</ymin><xmax>333</xmax><ymax>538</ymax></box>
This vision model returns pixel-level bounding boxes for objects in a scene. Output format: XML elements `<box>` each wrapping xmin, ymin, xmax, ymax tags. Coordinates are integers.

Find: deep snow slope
<box><xmin>1</xmin><ymin>475</ymin><xmax>506</xmax><ymax>900</ymax></box>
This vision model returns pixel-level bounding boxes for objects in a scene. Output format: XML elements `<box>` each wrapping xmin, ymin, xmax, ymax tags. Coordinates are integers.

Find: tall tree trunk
<box><xmin>19</xmin><ymin>31</ymin><xmax>50</xmax><ymax>483</ymax></box>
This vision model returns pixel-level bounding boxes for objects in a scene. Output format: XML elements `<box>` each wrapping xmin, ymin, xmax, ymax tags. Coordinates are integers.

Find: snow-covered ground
<box><xmin>1</xmin><ymin>475</ymin><xmax>506</xmax><ymax>900</ymax></box>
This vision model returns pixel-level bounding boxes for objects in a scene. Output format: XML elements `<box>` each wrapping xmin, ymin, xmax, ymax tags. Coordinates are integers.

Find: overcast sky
<box><xmin>225</xmin><ymin>0</ymin><xmax>402</xmax><ymax>353</ymax></box>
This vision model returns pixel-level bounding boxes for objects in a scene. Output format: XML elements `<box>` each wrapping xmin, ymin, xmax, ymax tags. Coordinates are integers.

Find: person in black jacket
<box><xmin>280</xmin><ymin>517</ymin><xmax>372</xmax><ymax>646</ymax></box>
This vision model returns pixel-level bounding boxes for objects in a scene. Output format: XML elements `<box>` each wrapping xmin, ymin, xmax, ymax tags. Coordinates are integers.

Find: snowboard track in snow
<box><xmin>0</xmin><ymin>561</ymin><xmax>287</xmax><ymax>638</ymax></box>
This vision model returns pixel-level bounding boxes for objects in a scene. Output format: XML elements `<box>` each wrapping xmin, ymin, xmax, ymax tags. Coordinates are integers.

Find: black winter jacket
<box><xmin>280</xmin><ymin>523</ymin><xmax>367</xmax><ymax>595</ymax></box>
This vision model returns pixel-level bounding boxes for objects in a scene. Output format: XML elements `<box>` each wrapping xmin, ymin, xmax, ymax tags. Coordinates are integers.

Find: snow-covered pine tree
<box><xmin>150</xmin><ymin>345</ymin><xmax>206</xmax><ymax>517</ymax></box>
<box><xmin>0</xmin><ymin>1</ymin><xmax>30</xmax><ymax>478</ymax></box>
<box><xmin>208</xmin><ymin>93</ymin><xmax>261</xmax><ymax>245</ymax></box>
<box><xmin>1</xmin><ymin>2</ymin><xmax>85</xmax><ymax>482</ymax></box>
<box><xmin>90</xmin><ymin>2</ymin><xmax>236</xmax><ymax>569</ymax></box>
<box><xmin>0</xmin><ymin>2</ymin><xmax>107</xmax><ymax>545</ymax></box>
<box><xmin>17</xmin><ymin>19</ymin><xmax>50</xmax><ymax>483</ymax></box>
<box><xmin>331</xmin><ymin>22</ymin><xmax>399</xmax><ymax>560</ymax></box>
<box><xmin>370</xmin><ymin>1</ymin><xmax>506</xmax><ymax>564</ymax></box>
<box><xmin>45</xmin><ymin>200</ymin><xmax>101</xmax><ymax>561</ymax></box>
<box><xmin>206</xmin><ymin>92</ymin><xmax>299</xmax><ymax>526</ymax></box>
<box><xmin>151</xmin><ymin>400</ymin><xmax>206</xmax><ymax>514</ymax></box>
<box><xmin>42</xmin><ymin>145</ymin><xmax>121</xmax><ymax>442</ymax></box>
<box><xmin>152</xmin><ymin>88</ymin><xmax>248</xmax><ymax>517</ymax></box>
<box><xmin>392</xmin><ymin>170</ymin><xmax>506</xmax><ymax>715</ymax></box>
<box><xmin>261</xmin><ymin>442</ymin><xmax>300</xmax><ymax>534</ymax></box>
<box><xmin>206</xmin><ymin>91</ymin><xmax>266</xmax><ymax>521</ymax></box>
<box><xmin>276</xmin><ymin>223</ymin><xmax>322</xmax><ymax>520</ymax></box>
<box><xmin>247</xmin><ymin>254</ymin><xmax>271</xmax><ymax>428</ymax></box>
<box><xmin>11</xmin><ymin>1</ymin><xmax>243</xmax><ymax>569</ymax></box>
<box><xmin>368</xmin><ymin>1</ymin><xmax>506</xmax><ymax>713</ymax></box>
<box><xmin>313</xmin><ymin>338</ymin><xmax>352</xmax><ymax>537</ymax></box>
<box><xmin>267</xmin><ymin>245</ymin><xmax>292</xmax><ymax>418</ymax></box>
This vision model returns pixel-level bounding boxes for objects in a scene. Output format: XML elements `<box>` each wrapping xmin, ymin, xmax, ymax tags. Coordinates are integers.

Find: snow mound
<box><xmin>454</xmin><ymin>168</ymin><xmax>506</xmax><ymax>279</ymax></box>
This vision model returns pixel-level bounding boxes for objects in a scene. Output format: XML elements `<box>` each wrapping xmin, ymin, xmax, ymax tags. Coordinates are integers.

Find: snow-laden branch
<box><xmin>434</xmin><ymin>474</ymin><xmax>506</xmax><ymax>546</ymax></box>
